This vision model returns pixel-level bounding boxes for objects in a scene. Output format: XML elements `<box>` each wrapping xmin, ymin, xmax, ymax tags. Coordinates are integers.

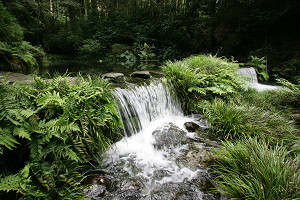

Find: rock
<box><xmin>184</xmin><ymin>122</ymin><xmax>201</xmax><ymax>132</ymax></box>
<box><xmin>152</xmin><ymin>123</ymin><xmax>187</xmax><ymax>150</ymax></box>
<box><xmin>0</xmin><ymin>72</ymin><xmax>33</xmax><ymax>84</ymax></box>
<box><xmin>85</xmin><ymin>185</ymin><xmax>106</xmax><ymax>199</ymax></box>
<box><xmin>182</xmin><ymin>143</ymin><xmax>215</xmax><ymax>169</ymax></box>
<box><xmin>102</xmin><ymin>72</ymin><xmax>125</xmax><ymax>83</ymax></box>
<box><xmin>130</xmin><ymin>71</ymin><xmax>151</xmax><ymax>79</ymax></box>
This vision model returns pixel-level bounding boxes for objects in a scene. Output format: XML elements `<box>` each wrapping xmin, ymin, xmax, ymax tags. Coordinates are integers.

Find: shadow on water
<box><xmin>40</xmin><ymin>58</ymin><xmax>162</xmax><ymax>77</ymax></box>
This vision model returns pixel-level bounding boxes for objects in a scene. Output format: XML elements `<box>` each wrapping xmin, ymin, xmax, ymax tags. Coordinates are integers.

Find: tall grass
<box><xmin>212</xmin><ymin>137</ymin><xmax>299</xmax><ymax>199</ymax></box>
<box><xmin>198</xmin><ymin>97</ymin><xmax>298</xmax><ymax>150</ymax></box>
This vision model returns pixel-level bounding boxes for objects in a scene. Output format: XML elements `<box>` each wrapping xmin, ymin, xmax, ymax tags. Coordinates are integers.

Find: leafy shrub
<box><xmin>0</xmin><ymin>76</ymin><xmax>122</xmax><ymax>199</ymax></box>
<box><xmin>248</xmin><ymin>56</ymin><xmax>269</xmax><ymax>81</ymax></box>
<box><xmin>212</xmin><ymin>137</ymin><xmax>299</xmax><ymax>199</ymax></box>
<box><xmin>163</xmin><ymin>54</ymin><xmax>246</xmax><ymax>112</ymax></box>
<box><xmin>79</xmin><ymin>39</ymin><xmax>106</xmax><ymax>58</ymax></box>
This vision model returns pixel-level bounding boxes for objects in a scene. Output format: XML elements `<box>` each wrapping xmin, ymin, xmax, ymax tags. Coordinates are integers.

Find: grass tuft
<box><xmin>212</xmin><ymin>137</ymin><xmax>300</xmax><ymax>199</ymax></box>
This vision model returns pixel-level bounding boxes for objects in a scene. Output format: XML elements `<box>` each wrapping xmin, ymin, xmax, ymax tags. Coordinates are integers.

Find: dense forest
<box><xmin>1</xmin><ymin>0</ymin><xmax>299</xmax><ymax>81</ymax></box>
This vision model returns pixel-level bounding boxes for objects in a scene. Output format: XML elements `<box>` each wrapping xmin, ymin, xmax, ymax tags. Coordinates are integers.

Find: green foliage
<box><xmin>0</xmin><ymin>1</ymin><xmax>23</xmax><ymax>44</ymax></box>
<box><xmin>198</xmin><ymin>97</ymin><xmax>298</xmax><ymax>145</ymax></box>
<box><xmin>277</xmin><ymin>78</ymin><xmax>300</xmax><ymax>93</ymax></box>
<box><xmin>163</xmin><ymin>54</ymin><xmax>246</xmax><ymax>112</ymax></box>
<box><xmin>79</xmin><ymin>39</ymin><xmax>106</xmax><ymax>58</ymax></box>
<box><xmin>137</xmin><ymin>43</ymin><xmax>156</xmax><ymax>60</ymax></box>
<box><xmin>0</xmin><ymin>2</ymin><xmax>45</xmax><ymax>72</ymax></box>
<box><xmin>248</xmin><ymin>56</ymin><xmax>269</xmax><ymax>81</ymax></box>
<box><xmin>0</xmin><ymin>75</ymin><xmax>122</xmax><ymax>199</ymax></box>
<box><xmin>212</xmin><ymin>137</ymin><xmax>299</xmax><ymax>199</ymax></box>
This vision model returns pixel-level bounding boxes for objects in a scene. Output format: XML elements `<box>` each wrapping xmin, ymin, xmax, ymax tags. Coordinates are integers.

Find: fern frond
<box><xmin>37</xmin><ymin>90</ymin><xmax>64</xmax><ymax>109</ymax></box>
<box><xmin>0</xmin><ymin>128</ymin><xmax>19</xmax><ymax>153</ymax></box>
<box><xmin>188</xmin><ymin>87</ymin><xmax>206</xmax><ymax>95</ymax></box>
<box><xmin>13</xmin><ymin>127</ymin><xmax>31</xmax><ymax>140</ymax></box>
<box><xmin>20</xmin><ymin>109</ymin><xmax>36</xmax><ymax>119</ymax></box>
<box><xmin>45</xmin><ymin>118</ymin><xmax>80</xmax><ymax>135</ymax></box>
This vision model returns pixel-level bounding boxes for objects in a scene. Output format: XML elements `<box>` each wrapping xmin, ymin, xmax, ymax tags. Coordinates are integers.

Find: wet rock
<box><xmin>103</xmin><ymin>179</ymin><xmax>143</xmax><ymax>200</ymax></box>
<box><xmin>149</xmin><ymin>180</ymin><xmax>219</xmax><ymax>200</ymax></box>
<box><xmin>102</xmin><ymin>72</ymin><xmax>125</xmax><ymax>83</ymax></box>
<box><xmin>130</xmin><ymin>71</ymin><xmax>151</xmax><ymax>79</ymax></box>
<box><xmin>83</xmin><ymin>174</ymin><xmax>116</xmax><ymax>199</ymax></box>
<box><xmin>152</xmin><ymin>123</ymin><xmax>187</xmax><ymax>150</ymax></box>
<box><xmin>85</xmin><ymin>185</ymin><xmax>106</xmax><ymax>199</ymax></box>
<box><xmin>184</xmin><ymin>122</ymin><xmax>201</xmax><ymax>132</ymax></box>
<box><xmin>181</xmin><ymin>143</ymin><xmax>215</xmax><ymax>169</ymax></box>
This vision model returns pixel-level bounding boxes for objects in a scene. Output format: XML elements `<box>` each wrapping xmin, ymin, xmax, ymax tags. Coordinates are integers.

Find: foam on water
<box><xmin>238</xmin><ymin>67</ymin><xmax>281</xmax><ymax>91</ymax></box>
<box><xmin>104</xmin><ymin>80</ymin><xmax>201</xmax><ymax>192</ymax></box>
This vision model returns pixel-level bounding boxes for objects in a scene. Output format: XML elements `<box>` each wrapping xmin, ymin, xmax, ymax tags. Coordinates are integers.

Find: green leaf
<box><xmin>13</xmin><ymin>127</ymin><xmax>31</xmax><ymax>140</ymax></box>
<box><xmin>0</xmin><ymin>128</ymin><xmax>19</xmax><ymax>152</ymax></box>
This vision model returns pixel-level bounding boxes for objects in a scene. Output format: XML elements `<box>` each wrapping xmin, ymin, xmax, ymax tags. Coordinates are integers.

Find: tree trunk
<box><xmin>50</xmin><ymin>0</ymin><xmax>53</xmax><ymax>14</ymax></box>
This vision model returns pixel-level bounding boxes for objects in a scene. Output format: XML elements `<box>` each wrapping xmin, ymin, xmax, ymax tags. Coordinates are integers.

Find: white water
<box><xmin>104</xmin><ymin>80</ymin><xmax>202</xmax><ymax>194</ymax></box>
<box><xmin>238</xmin><ymin>67</ymin><xmax>281</xmax><ymax>91</ymax></box>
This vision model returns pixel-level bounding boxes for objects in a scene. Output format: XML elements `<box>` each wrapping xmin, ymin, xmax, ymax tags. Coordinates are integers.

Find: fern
<box><xmin>13</xmin><ymin>127</ymin><xmax>31</xmax><ymax>140</ymax></box>
<box><xmin>37</xmin><ymin>90</ymin><xmax>65</xmax><ymax>109</ymax></box>
<box><xmin>0</xmin><ymin>128</ymin><xmax>19</xmax><ymax>153</ymax></box>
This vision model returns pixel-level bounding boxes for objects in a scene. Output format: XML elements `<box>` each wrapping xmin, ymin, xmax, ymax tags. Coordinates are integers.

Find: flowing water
<box><xmin>85</xmin><ymin>79</ymin><xmax>221</xmax><ymax>200</ymax></box>
<box><xmin>238</xmin><ymin>67</ymin><xmax>281</xmax><ymax>91</ymax></box>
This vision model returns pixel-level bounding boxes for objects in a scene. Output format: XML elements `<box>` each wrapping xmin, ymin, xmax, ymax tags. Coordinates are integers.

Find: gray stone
<box><xmin>184</xmin><ymin>122</ymin><xmax>201</xmax><ymax>132</ymax></box>
<box><xmin>152</xmin><ymin>123</ymin><xmax>187</xmax><ymax>150</ymax></box>
<box><xmin>0</xmin><ymin>72</ymin><xmax>33</xmax><ymax>84</ymax></box>
<box><xmin>102</xmin><ymin>72</ymin><xmax>125</xmax><ymax>83</ymax></box>
<box><xmin>130</xmin><ymin>71</ymin><xmax>151</xmax><ymax>79</ymax></box>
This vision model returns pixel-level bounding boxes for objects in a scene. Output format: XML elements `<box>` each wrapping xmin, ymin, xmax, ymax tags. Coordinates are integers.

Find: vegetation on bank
<box><xmin>163</xmin><ymin>54</ymin><xmax>300</xmax><ymax>199</ymax></box>
<box><xmin>0</xmin><ymin>76</ymin><xmax>122</xmax><ymax>199</ymax></box>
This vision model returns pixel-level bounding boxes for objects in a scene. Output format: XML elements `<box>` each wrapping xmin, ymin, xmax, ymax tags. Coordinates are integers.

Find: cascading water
<box><xmin>85</xmin><ymin>79</ymin><xmax>221</xmax><ymax>200</ymax></box>
<box><xmin>238</xmin><ymin>67</ymin><xmax>281</xmax><ymax>91</ymax></box>
<box><xmin>238</xmin><ymin>67</ymin><xmax>258</xmax><ymax>84</ymax></box>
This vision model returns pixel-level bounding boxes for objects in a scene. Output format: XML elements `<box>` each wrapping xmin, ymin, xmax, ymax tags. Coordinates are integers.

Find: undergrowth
<box><xmin>162</xmin><ymin>54</ymin><xmax>246</xmax><ymax>112</ymax></box>
<box><xmin>0</xmin><ymin>75</ymin><xmax>122</xmax><ymax>199</ymax></box>
<box><xmin>163</xmin><ymin>54</ymin><xmax>300</xmax><ymax>199</ymax></box>
<box><xmin>212</xmin><ymin>137</ymin><xmax>299</xmax><ymax>199</ymax></box>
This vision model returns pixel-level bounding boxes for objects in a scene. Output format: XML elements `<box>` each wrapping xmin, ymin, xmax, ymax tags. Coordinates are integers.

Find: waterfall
<box><xmin>114</xmin><ymin>80</ymin><xmax>182</xmax><ymax>136</ymax></box>
<box><xmin>238</xmin><ymin>67</ymin><xmax>281</xmax><ymax>91</ymax></box>
<box><xmin>96</xmin><ymin>79</ymin><xmax>218</xmax><ymax>199</ymax></box>
<box><xmin>238</xmin><ymin>67</ymin><xmax>258</xmax><ymax>84</ymax></box>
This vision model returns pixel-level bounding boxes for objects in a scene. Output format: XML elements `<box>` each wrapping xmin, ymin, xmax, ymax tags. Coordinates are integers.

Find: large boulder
<box><xmin>102</xmin><ymin>72</ymin><xmax>125</xmax><ymax>83</ymax></box>
<box><xmin>152</xmin><ymin>123</ymin><xmax>187</xmax><ymax>150</ymax></box>
<box><xmin>130</xmin><ymin>71</ymin><xmax>151</xmax><ymax>79</ymax></box>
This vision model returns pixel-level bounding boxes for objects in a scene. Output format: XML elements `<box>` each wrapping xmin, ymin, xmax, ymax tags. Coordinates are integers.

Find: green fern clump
<box><xmin>163</xmin><ymin>54</ymin><xmax>246</xmax><ymax>111</ymax></box>
<box><xmin>0</xmin><ymin>75</ymin><xmax>122</xmax><ymax>199</ymax></box>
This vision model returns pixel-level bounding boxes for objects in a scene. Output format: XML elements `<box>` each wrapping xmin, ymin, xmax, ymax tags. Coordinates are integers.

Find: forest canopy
<box><xmin>0</xmin><ymin>0</ymin><xmax>299</xmax><ymax>80</ymax></box>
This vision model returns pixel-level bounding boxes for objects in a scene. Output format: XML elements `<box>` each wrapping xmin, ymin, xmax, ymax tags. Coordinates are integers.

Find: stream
<box><xmin>84</xmin><ymin>79</ymin><xmax>222</xmax><ymax>200</ymax></box>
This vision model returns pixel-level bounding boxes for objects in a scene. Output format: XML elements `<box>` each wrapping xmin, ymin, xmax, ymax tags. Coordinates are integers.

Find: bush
<box><xmin>163</xmin><ymin>54</ymin><xmax>246</xmax><ymax>112</ymax></box>
<box><xmin>212</xmin><ymin>137</ymin><xmax>299</xmax><ymax>199</ymax></box>
<box><xmin>0</xmin><ymin>75</ymin><xmax>122</xmax><ymax>199</ymax></box>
